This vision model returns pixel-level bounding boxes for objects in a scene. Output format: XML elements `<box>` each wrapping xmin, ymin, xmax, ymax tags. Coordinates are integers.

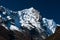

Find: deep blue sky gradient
<box><xmin>0</xmin><ymin>0</ymin><xmax>60</xmax><ymax>24</ymax></box>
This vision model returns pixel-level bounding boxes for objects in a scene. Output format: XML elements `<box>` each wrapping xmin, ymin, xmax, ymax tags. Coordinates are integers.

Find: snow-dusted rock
<box><xmin>18</xmin><ymin>7</ymin><xmax>42</xmax><ymax>31</ymax></box>
<box><xmin>42</xmin><ymin>18</ymin><xmax>57</xmax><ymax>36</ymax></box>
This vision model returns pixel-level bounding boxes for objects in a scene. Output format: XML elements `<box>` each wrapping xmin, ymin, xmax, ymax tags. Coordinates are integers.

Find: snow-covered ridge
<box><xmin>0</xmin><ymin>6</ymin><xmax>59</xmax><ymax>37</ymax></box>
<box><xmin>0</xmin><ymin>6</ymin><xmax>42</xmax><ymax>31</ymax></box>
<box><xmin>18</xmin><ymin>7</ymin><xmax>42</xmax><ymax>31</ymax></box>
<box><xmin>42</xmin><ymin>18</ymin><xmax>57</xmax><ymax>36</ymax></box>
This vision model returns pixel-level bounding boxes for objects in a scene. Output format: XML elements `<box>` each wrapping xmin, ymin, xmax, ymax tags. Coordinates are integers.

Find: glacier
<box><xmin>0</xmin><ymin>6</ymin><xmax>59</xmax><ymax>39</ymax></box>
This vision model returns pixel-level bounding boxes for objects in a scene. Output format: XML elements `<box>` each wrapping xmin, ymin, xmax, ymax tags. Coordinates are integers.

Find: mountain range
<box><xmin>0</xmin><ymin>6</ymin><xmax>60</xmax><ymax>40</ymax></box>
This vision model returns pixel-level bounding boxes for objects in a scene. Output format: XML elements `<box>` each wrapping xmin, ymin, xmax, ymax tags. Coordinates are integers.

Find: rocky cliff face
<box><xmin>0</xmin><ymin>6</ymin><xmax>59</xmax><ymax>40</ymax></box>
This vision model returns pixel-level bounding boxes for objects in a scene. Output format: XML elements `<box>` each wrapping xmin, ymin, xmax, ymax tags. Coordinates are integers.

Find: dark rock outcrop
<box><xmin>0</xmin><ymin>25</ymin><xmax>15</xmax><ymax>40</ymax></box>
<box><xmin>0</xmin><ymin>25</ymin><xmax>32</xmax><ymax>40</ymax></box>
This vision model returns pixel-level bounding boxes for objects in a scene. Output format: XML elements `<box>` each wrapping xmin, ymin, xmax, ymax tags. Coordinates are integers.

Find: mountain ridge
<box><xmin>0</xmin><ymin>6</ymin><xmax>60</xmax><ymax>40</ymax></box>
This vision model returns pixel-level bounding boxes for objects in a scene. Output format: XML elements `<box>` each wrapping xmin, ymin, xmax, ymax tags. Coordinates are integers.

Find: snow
<box><xmin>10</xmin><ymin>25</ymin><xmax>20</xmax><ymax>31</ymax></box>
<box><xmin>57</xmin><ymin>24</ymin><xmax>60</xmax><ymax>26</ymax></box>
<box><xmin>42</xmin><ymin>18</ymin><xmax>57</xmax><ymax>36</ymax></box>
<box><xmin>0</xmin><ymin>15</ymin><xmax>1</xmax><ymax>18</ymax></box>
<box><xmin>1</xmin><ymin>24</ymin><xmax>8</xmax><ymax>30</ymax></box>
<box><xmin>7</xmin><ymin>16</ymin><xmax>12</xmax><ymax>20</ymax></box>
<box><xmin>3</xmin><ymin>12</ymin><xmax>6</xmax><ymax>15</ymax></box>
<box><xmin>18</xmin><ymin>7</ymin><xmax>40</xmax><ymax>30</ymax></box>
<box><xmin>0</xmin><ymin>6</ymin><xmax>58</xmax><ymax>37</ymax></box>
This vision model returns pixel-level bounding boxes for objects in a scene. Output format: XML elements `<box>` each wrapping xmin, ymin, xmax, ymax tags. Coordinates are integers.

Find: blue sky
<box><xmin>0</xmin><ymin>0</ymin><xmax>60</xmax><ymax>24</ymax></box>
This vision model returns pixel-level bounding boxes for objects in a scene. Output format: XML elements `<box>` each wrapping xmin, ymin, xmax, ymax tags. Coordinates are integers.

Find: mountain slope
<box><xmin>0</xmin><ymin>6</ymin><xmax>59</xmax><ymax>40</ymax></box>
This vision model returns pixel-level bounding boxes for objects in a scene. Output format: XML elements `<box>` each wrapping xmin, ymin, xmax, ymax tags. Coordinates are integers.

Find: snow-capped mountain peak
<box><xmin>0</xmin><ymin>6</ymin><xmax>59</xmax><ymax>38</ymax></box>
